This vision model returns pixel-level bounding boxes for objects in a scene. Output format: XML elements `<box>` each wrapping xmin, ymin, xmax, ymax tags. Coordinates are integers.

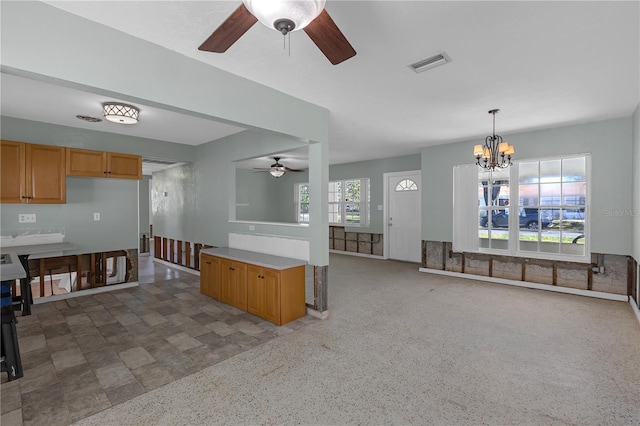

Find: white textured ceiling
<box><xmin>4</xmin><ymin>1</ymin><xmax>639</xmax><ymax>167</ymax></box>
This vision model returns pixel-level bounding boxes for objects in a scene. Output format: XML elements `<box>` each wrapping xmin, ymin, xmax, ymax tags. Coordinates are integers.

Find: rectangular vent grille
<box><xmin>409</xmin><ymin>51</ymin><xmax>452</xmax><ymax>73</ymax></box>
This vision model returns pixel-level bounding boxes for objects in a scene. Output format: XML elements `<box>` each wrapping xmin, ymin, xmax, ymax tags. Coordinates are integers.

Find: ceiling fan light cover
<box><xmin>270</xmin><ymin>167</ymin><xmax>286</xmax><ymax>178</ymax></box>
<box><xmin>243</xmin><ymin>0</ymin><xmax>326</xmax><ymax>32</ymax></box>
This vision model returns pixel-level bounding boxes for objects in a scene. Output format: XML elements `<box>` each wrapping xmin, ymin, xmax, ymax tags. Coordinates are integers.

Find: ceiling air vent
<box><xmin>408</xmin><ymin>51</ymin><xmax>452</xmax><ymax>73</ymax></box>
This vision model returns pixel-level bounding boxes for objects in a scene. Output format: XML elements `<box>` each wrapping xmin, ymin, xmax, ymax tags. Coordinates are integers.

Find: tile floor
<box><xmin>1</xmin><ymin>257</ymin><xmax>315</xmax><ymax>425</ymax></box>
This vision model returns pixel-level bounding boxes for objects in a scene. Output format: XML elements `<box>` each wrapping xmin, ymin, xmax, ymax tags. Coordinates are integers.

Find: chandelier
<box><xmin>474</xmin><ymin>109</ymin><xmax>515</xmax><ymax>170</ymax></box>
<box><xmin>102</xmin><ymin>102</ymin><xmax>140</xmax><ymax>125</ymax></box>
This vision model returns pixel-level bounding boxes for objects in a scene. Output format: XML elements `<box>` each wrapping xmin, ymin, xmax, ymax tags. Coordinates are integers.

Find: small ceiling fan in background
<box><xmin>253</xmin><ymin>157</ymin><xmax>304</xmax><ymax>178</ymax></box>
<box><xmin>198</xmin><ymin>0</ymin><xmax>356</xmax><ymax>65</ymax></box>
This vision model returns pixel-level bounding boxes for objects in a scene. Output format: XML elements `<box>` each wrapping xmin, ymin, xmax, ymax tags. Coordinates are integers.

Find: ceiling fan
<box><xmin>198</xmin><ymin>0</ymin><xmax>356</xmax><ymax>65</ymax></box>
<box><xmin>253</xmin><ymin>157</ymin><xmax>304</xmax><ymax>178</ymax></box>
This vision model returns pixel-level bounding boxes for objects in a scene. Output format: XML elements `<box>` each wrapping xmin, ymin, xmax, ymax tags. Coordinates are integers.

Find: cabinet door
<box><xmin>247</xmin><ymin>265</ymin><xmax>264</xmax><ymax>317</ymax></box>
<box><xmin>220</xmin><ymin>258</ymin><xmax>234</xmax><ymax>305</ymax></box>
<box><xmin>26</xmin><ymin>144</ymin><xmax>66</xmax><ymax>203</ymax></box>
<box><xmin>1</xmin><ymin>140</ymin><xmax>25</xmax><ymax>203</ymax></box>
<box><xmin>200</xmin><ymin>254</ymin><xmax>220</xmax><ymax>300</ymax></box>
<box><xmin>232</xmin><ymin>261</ymin><xmax>248</xmax><ymax>311</ymax></box>
<box><xmin>108</xmin><ymin>152</ymin><xmax>142</xmax><ymax>180</ymax></box>
<box><xmin>263</xmin><ymin>268</ymin><xmax>281</xmax><ymax>325</ymax></box>
<box><xmin>66</xmin><ymin>148</ymin><xmax>107</xmax><ymax>177</ymax></box>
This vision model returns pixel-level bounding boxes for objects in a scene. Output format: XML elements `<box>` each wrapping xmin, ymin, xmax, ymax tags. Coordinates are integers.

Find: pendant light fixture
<box><xmin>474</xmin><ymin>109</ymin><xmax>515</xmax><ymax>170</ymax></box>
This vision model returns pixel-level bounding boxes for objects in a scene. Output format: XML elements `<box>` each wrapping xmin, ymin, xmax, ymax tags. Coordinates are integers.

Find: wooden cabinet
<box><xmin>1</xmin><ymin>140</ymin><xmax>66</xmax><ymax>204</ymax></box>
<box><xmin>201</xmin><ymin>252</ymin><xmax>306</xmax><ymax>326</ymax></box>
<box><xmin>220</xmin><ymin>258</ymin><xmax>247</xmax><ymax>311</ymax></box>
<box><xmin>248</xmin><ymin>264</ymin><xmax>305</xmax><ymax>325</ymax></box>
<box><xmin>66</xmin><ymin>148</ymin><xmax>142</xmax><ymax>180</ymax></box>
<box><xmin>247</xmin><ymin>265</ymin><xmax>283</xmax><ymax>325</ymax></box>
<box><xmin>200</xmin><ymin>254</ymin><xmax>220</xmax><ymax>300</ymax></box>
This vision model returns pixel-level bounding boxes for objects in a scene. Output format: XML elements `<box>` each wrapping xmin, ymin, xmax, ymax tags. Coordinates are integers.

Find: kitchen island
<box><xmin>200</xmin><ymin>247</ymin><xmax>306</xmax><ymax>326</ymax></box>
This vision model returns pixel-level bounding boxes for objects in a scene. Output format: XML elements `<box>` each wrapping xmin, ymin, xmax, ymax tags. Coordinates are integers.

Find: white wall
<box><xmin>1</xmin><ymin>1</ymin><xmax>328</xmax><ymax>144</ymax></box>
<box><xmin>2</xmin><ymin>2</ymin><xmax>329</xmax><ymax>265</ymax></box>
<box><xmin>632</xmin><ymin>105</ymin><xmax>640</xmax><ymax>262</ymax></box>
<box><xmin>422</xmin><ymin>117</ymin><xmax>634</xmax><ymax>256</ymax></box>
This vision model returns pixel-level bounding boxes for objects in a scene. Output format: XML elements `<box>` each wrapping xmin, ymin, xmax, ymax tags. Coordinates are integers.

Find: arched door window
<box><xmin>395</xmin><ymin>179</ymin><xmax>418</xmax><ymax>191</ymax></box>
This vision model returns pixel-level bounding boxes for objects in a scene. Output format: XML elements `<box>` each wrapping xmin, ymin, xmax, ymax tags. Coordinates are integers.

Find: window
<box><xmin>296</xmin><ymin>183</ymin><xmax>310</xmax><ymax>223</ymax></box>
<box><xmin>395</xmin><ymin>179</ymin><xmax>418</xmax><ymax>191</ymax></box>
<box><xmin>296</xmin><ymin>178</ymin><xmax>370</xmax><ymax>226</ymax></box>
<box><xmin>454</xmin><ymin>154</ymin><xmax>590</xmax><ymax>262</ymax></box>
<box><xmin>517</xmin><ymin>157</ymin><xmax>587</xmax><ymax>256</ymax></box>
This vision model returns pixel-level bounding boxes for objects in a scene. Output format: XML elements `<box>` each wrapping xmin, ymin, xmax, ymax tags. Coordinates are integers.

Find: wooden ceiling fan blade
<box><xmin>284</xmin><ymin>167</ymin><xmax>304</xmax><ymax>172</ymax></box>
<box><xmin>303</xmin><ymin>9</ymin><xmax>356</xmax><ymax>65</ymax></box>
<box><xmin>198</xmin><ymin>4</ymin><xmax>257</xmax><ymax>53</ymax></box>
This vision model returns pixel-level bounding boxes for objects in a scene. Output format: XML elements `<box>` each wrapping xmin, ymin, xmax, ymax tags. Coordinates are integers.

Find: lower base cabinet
<box><xmin>200</xmin><ymin>253</ymin><xmax>306</xmax><ymax>326</ymax></box>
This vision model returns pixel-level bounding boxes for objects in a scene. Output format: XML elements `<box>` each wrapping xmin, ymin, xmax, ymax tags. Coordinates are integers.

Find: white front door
<box><xmin>386</xmin><ymin>171</ymin><xmax>422</xmax><ymax>262</ymax></box>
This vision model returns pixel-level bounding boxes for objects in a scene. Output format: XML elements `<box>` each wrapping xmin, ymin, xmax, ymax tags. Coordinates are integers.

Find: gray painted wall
<box><xmin>235</xmin><ymin>169</ymin><xmax>289</xmax><ymax>223</ymax></box>
<box><xmin>282</xmin><ymin>154</ymin><xmax>422</xmax><ymax>234</ymax></box>
<box><xmin>150</xmin><ymin>130</ymin><xmax>312</xmax><ymax>249</ymax></box>
<box><xmin>422</xmin><ymin>117</ymin><xmax>634</xmax><ymax>256</ymax></box>
<box><xmin>1</xmin><ymin>1</ymin><xmax>328</xmax><ymax>144</ymax></box>
<box><xmin>1</xmin><ymin>177</ymin><xmax>138</xmax><ymax>253</ymax></box>
<box><xmin>633</xmin><ymin>105</ymin><xmax>640</xmax><ymax>262</ymax></box>
<box><xmin>139</xmin><ymin>176</ymin><xmax>151</xmax><ymax>238</ymax></box>
<box><xmin>2</xmin><ymin>1</ymin><xmax>330</xmax><ymax>266</ymax></box>
<box><xmin>0</xmin><ymin>117</ymin><xmax>186</xmax><ymax>254</ymax></box>
<box><xmin>1</xmin><ymin>117</ymin><xmax>196</xmax><ymax>163</ymax></box>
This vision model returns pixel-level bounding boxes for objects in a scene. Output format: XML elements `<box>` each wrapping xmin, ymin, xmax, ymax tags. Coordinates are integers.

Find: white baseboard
<box><xmin>630</xmin><ymin>298</ymin><xmax>640</xmax><ymax>326</ymax></box>
<box><xmin>152</xmin><ymin>258</ymin><xmax>200</xmax><ymax>276</ymax></box>
<box><xmin>33</xmin><ymin>281</ymin><xmax>139</xmax><ymax>304</ymax></box>
<box><xmin>306</xmin><ymin>307</ymin><xmax>329</xmax><ymax>320</ymax></box>
<box><xmin>419</xmin><ymin>267</ymin><xmax>629</xmax><ymax>302</ymax></box>
<box><xmin>329</xmin><ymin>250</ymin><xmax>384</xmax><ymax>260</ymax></box>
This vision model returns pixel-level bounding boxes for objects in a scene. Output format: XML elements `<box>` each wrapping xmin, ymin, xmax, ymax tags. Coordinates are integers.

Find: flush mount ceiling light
<box><xmin>243</xmin><ymin>0</ymin><xmax>325</xmax><ymax>34</ymax></box>
<box><xmin>474</xmin><ymin>109</ymin><xmax>515</xmax><ymax>171</ymax></box>
<box><xmin>102</xmin><ymin>102</ymin><xmax>140</xmax><ymax>125</ymax></box>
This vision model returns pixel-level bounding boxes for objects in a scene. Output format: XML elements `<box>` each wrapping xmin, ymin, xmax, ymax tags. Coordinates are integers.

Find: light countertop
<box><xmin>0</xmin><ymin>252</ymin><xmax>27</xmax><ymax>281</ymax></box>
<box><xmin>0</xmin><ymin>242</ymin><xmax>78</xmax><ymax>259</ymax></box>
<box><xmin>200</xmin><ymin>247</ymin><xmax>306</xmax><ymax>270</ymax></box>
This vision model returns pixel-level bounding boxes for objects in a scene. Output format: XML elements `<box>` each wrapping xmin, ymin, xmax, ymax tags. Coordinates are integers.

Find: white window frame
<box><xmin>295</xmin><ymin>183</ymin><xmax>310</xmax><ymax>224</ymax></box>
<box><xmin>295</xmin><ymin>178</ymin><xmax>370</xmax><ymax>227</ymax></box>
<box><xmin>454</xmin><ymin>154</ymin><xmax>591</xmax><ymax>263</ymax></box>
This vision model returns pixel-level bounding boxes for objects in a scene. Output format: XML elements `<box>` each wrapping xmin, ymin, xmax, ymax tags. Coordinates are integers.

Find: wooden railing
<box><xmin>153</xmin><ymin>236</ymin><xmax>214</xmax><ymax>271</ymax></box>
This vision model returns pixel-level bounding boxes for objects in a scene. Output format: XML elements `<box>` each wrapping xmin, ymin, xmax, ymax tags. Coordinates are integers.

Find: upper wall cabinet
<box><xmin>1</xmin><ymin>140</ymin><xmax>66</xmax><ymax>204</ymax></box>
<box><xmin>66</xmin><ymin>148</ymin><xmax>142</xmax><ymax>180</ymax></box>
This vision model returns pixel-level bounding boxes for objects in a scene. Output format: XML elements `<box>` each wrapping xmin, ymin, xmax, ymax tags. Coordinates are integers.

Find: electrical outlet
<box><xmin>249</xmin><ymin>225</ymin><xmax>255</xmax><ymax>231</ymax></box>
<box><xmin>94</xmin><ymin>213</ymin><xmax>101</xmax><ymax>221</ymax></box>
<box><xmin>19</xmin><ymin>214</ymin><xmax>36</xmax><ymax>223</ymax></box>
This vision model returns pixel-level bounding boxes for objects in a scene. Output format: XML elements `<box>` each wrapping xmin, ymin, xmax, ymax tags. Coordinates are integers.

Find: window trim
<box><xmin>457</xmin><ymin>153</ymin><xmax>591</xmax><ymax>264</ymax></box>
<box><xmin>295</xmin><ymin>178</ymin><xmax>370</xmax><ymax>227</ymax></box>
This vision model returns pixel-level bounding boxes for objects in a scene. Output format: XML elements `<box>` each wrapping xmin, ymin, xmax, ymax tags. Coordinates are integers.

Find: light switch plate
<box><xmin>19</xmin><ymin>214</ymin><xmax>36</xmax><ymax>223</ymax></box>
<box><xmin>94</xmin><ymin>213</ymin><xmax>101</xmax><ymax>221</ymax></box>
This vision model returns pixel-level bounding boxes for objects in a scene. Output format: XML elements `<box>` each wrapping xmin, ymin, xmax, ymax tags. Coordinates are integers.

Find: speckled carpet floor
<box><xmin>4</xmin><ymin>254</ymin><xmax>640</xmax><ymax>425</ymax></box>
